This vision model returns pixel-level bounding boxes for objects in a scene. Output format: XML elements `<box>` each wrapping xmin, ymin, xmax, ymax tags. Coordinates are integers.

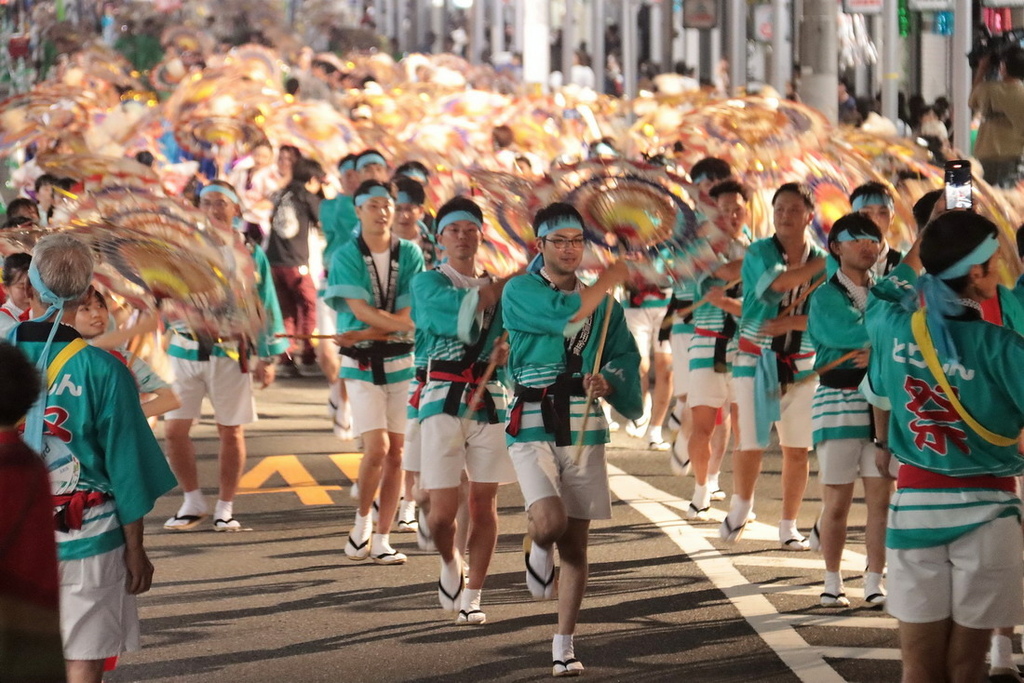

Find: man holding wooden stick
<box><xmin>411</xmin><ymin>197</ymin><xmax>517</xmax><ymax>625</ymax></box>
<box><xmin>501</xmin><ymin>202</ymin><xmax>640</xmax><ymax>677</ymax></box>
<box><xmin>720</xmin><ymin>182</ymin><xmax>827</xmax><ymax>550</ymax></box>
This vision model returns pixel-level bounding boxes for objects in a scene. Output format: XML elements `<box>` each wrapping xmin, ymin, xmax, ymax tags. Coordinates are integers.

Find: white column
<box><xmin>650</xmin><ymin>1</ymin><xmax>663</xmax><ymax>69</ymax></box>
<box><xmin>770</xmin><ymin>0</ymin><xmax>791</xmax><ymax>93</ymax></box>
<box><xmin>797</xmin><ymin>0</ymin><xmax>838</xmax><ymax>122</ymax></box>
<box><xmin>522</xmin><ymin>0</ymin><xmax>551</xmax><ymax>91</ymax></box>
<box><xmin>622</xmin><ymin>0</ymin><xmax>638</xmax><ymax>99</ymax></box>
<box><xmin>727</xmin><ymin>0</ymin><xmax>746</xmax><ymax>93</ymax></box>
<box><xmin>562</xmin><ymin>0</ymin><xmax>575</xmax><ymax>78</ymax></box>
<box><xmin>880</xmin><ymin>0</ymin><xmax>900</xmax><ymax>122</ymax></box>
<box><xmin>515</xmin><ymin>0</ymin><xmax>526</xmax><ymax>53</ymax></box>
<box><xmin>951</xmin><ymin>0</ymin><xmax>972</xmax><ymax>151</ymax></box>
<box><xmin>490</xmin><ymin>0</ymin><xmax>504</xmax><ymax>56</ymax></box>
<box><xmin>592</xmin><ymin>0</ymin><xmax>606</xmax><ymax>93</ymax></box>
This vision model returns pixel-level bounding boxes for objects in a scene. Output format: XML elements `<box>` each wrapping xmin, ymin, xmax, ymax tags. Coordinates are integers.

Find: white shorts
<box><xmin>733</xmin><ymin>374</ymin><xmax>816</xmax><ymax>451</ymax></box>
<box><xmin>687</xmin><ymin>366</ymin><xmax>734</xmax><ymax>409</ymax></box>
<box><xmin>165</xmin><ymin>355</ymin><xmax>256</xmax><ymax>426</ymax></box>
<box><xmin>419</xmin><ymin>414</ymin><xmax>516</xmax><ymax>489</ymax></box>
<box><xmin>59</xmin><ymin>547</ymin><xmax>140</xmax><ymax>661</ymax></box>
<box><xmin>508</xmin><ymin>441</ymin><xmax>612</xmax><ymax>520</ymax></box>
<box><xmin>624</xmin><ymin>307</ymin><xmax>672</xmax><ymax>363</ymax></box>
<box><xmin>347</xmin><ymin>378</ymin><xmax>409</xmax><ymax>435</ymax></box>
<box><xmin>402</xmin><ymin>418</ymin><xmax>422</xmax><ymax>472</ymax></box>
<box><xmin>887</xmin><ymin>516</ymin><xmax>1024</xmax><ymax>629</ymax></box>
<box><xmin>816</xmin><ymin>438</ymin><xmax>883</xmax><ymax>485</ymax></box>
<box><xmin>670</xmin><ymin>331</ymin><xmax>693</xmax><ymax>397</ymax></box>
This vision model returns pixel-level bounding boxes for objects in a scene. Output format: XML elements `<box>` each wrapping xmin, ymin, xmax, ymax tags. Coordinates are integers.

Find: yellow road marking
<box><xmin>328</xmin><ymin>452</ymin><xmax>363</xmax><ymax>481</ymax></box>
<box><xmin>237</xmin><ymin>454</ymin><xmax>361</xmax><ymax>505</ymax></box>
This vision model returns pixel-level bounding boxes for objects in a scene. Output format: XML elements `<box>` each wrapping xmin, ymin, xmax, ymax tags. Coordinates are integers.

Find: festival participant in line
<box><xmin>73</xmin><ymin>286</ymin><xmax>181</xmax><ymax>420</ymax></box>
<box><xmin>355</xmin><ymin>148</ymin><xmax>391</xmax><ymax>184</ymax></box>
<box><xmin>620</xmin><ymin>279</ymin><xmax>673</xmax><ymax>450</ymax></box>
<box><xmin>11</xmin><ymin>234</ymin><xmax>177</xmax><ymax>683</ymax></box>
<box><xmin>848</xmin><ymin>182</ymin><xmax>903</xmax><ymax>278</ymax></box>
<box><xmin>720</xmin><ymin>182</ymin><xmax>827</xmax><ymax>549</ymax></box>
<box><xmin>163</xmin><ymin>180</ymin><xmax>287</xmax><ymax>532</ymax></box>
<box><xmin>670</xmin><ymin>156</ymin><xmax>734</xmax><ymax>473</ymax></box>
<box><xmin>0</xmin><ymin>253</ymin><xmax>32</xmax><ymax>338</ymax></box>
<box><xmin>326</xmin><ymin>179</ymin><xmax>424</xmax><ymax>565</ymax></box>
<box><xmin>502</xmin><ymin>202</ymin><xmax>640</xmax><ymax>676</ymax></box>
<box><xmin>412</xmin><ymin>197</ymin><xmax>517</xmax><ymax>624</ymax></box>
<box><xmin>685</xmin><ymin>179</ymin><xmax>752</xmax><ymax>520</ymax></box>
<box><xmin>392</xmin><ymin>175</ymin><xmax>438</xmax><ymax>269</ymax></box>
<box><xmin>867</xmin><ymin>211</ymin><xmax>1024</xmax><ymax>682</ymax></box>
<box><xmin>805</xmin><ymin>214</ymin><xmax>892</xmax><ymax>607</ymax></box>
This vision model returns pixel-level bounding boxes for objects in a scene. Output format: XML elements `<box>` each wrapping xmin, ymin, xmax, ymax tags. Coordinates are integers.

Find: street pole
<box><xmin>593</xmin><ymin>0</ymin><xmax>605</xmax><ymax>93</ymax></box>
<box><xmin>622</xmin><ymin>0</ymin><xmax>638</xmax><ymax>99</ymax></box>
<box><xmin>471</xmin><ymin>0</ymin><xmax>485</xmax><ymax>63</ymax></box>
<box><xmin>880</xmin><ymin>0</ymin><xmax>899</xmax><ymax>122</ymax></box>
<box><xmin>797</xmin><ymin>0</ymin><xmax>838</xmax><ymax>122</ymax></box>
<box><xmin>562</xmin><ymin>0</ymin><xmax>575</xmax><ymax>82</ymax></box>
<box><xmin>490</xmin><ymin>0</ymin><xmax>504</xmax><ymax>57</ymax></box>
<box><xmin>727</xmin><ymin>0</ymin><xmax>746</xmax><ymax>93</ymax></box>
<box><xmin>951</xmin><ymin>0</ymin><xmax>972</xmax><ymax>152</ymax></box>
<box><xmin>663</xmin><ymin>0</ymin><xmax>675</xmax><ymax>73</ymax></box>
<box><xmin>522</xmin><ymin>0</ymin><xmax>551</xmax><ymax>92</ymax></box>
<box><xmin>770</xmin><ymin>0</ymin><xmax>790</xmax><ymax>93</ymax></box>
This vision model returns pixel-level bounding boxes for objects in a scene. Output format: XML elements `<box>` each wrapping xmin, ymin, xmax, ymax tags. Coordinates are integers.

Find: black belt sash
<box><xmin>818</xmin><ymin>367</ymin><xmax>868</xmax><ymax>390</ymax></box>
<box><xmin>340</xmin><ymin>341</ymin><xmax>414</xmax><ymax>385</ymax></box>
<box><xmin>506</xmin><ymin>374</ymin><xmax>587</xmax><ymax>446</ymax></box>
<box><xmin>427</xmin><ymin>359</ymin><xmax>499</xmax><ymax>424</ymax></box>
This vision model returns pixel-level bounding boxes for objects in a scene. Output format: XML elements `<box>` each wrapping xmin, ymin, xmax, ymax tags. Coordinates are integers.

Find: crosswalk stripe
<box><xmin>607</xmin><ymin>465</ymin><xmax>848</xmax><ymax>683</ymax></box>
<box><xmin>777</xmin><ymin>614</ymin><xmax>897</xmax><ymax>630</ymax></box>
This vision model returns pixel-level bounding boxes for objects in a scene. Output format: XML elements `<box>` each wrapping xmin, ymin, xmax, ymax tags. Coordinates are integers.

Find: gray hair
<box><xmin>33</xmin><ymin>233</ymin><xmax>94</xmax><ymax>301</ymax></box>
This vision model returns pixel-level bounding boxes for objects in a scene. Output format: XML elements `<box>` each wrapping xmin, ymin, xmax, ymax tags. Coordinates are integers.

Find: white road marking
<box><xmin>607</xmin><ymin>464</ymin><xmax>894</xmax><ymax>682</ymax></box>
<box><xmin>777</xmin><ymin>614</ymin><xmax>898</xmax><ymax>630</ymax></box>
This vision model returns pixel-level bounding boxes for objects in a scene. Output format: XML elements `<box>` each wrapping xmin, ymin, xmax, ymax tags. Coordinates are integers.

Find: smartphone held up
<box><xmin>944</xmin><ymin>160</ymin><xmax>973</xmax><ymax>210</ymax></box>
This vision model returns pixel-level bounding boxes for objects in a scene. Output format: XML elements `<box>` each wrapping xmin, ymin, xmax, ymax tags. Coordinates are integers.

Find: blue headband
<box><xmin>356</xmin><ymin>152</ymin><xmax>387</xmax><ymax>170</ymax></box>
<box><xmin>915</xmin><ymin>233</ymin><xmax>1001</xmax><ymax>364</ymax></box>
<box><xmin>692</xmin><ymin>173</ymin><xmax>709</xmax><ymax>185</ymax></box>
<box><xmin>354</xmin><ymin>185</ymin><xmax>393</xmax><ymax>207</ymax></box>
<box><xmin>340</xmin><ymin>158</ymin><xmax>356</xmax><ymax>172</ymax></box>
<box><xmin>398</xmin><ymin>169</ymin><xmax>428</xmax><ymax>183</ymax></box>
<box><xmin>936</xmin><ymin>234</ymin><xmax>999</xmax><ymax>280</ymax></box>
<box><xmin>199</xmin><ymin>184</ymin><xmax>240</xmax><ymax>205</ymax></box>
<box><xmin>536</xmin><ymin>215</ymin><xmax>584</xmax><ymax>238</ymax></box>
<box><xmin>436</xmin><ymin>209</ymin><xmax>482</xmax><ymax>235</ymax></box>
<box><xmin>395</xmin><ymin>191</ymin><xmax>422</xmax><ymax>206</ymax></box>
<box><xmin>834</xmin><ymin>230</ymin><xmax>881</xmax><ymax>243</ymax></box>
<box><xmin>852</xmin><ymin>193</ymin><xmax>894</xmax><ymax>212</ymax></box>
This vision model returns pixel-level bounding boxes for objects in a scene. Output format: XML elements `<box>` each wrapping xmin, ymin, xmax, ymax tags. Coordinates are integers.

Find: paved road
<box><xmin>108</xmin><ymin>375</ymin><xmax>910</xmax><ymax>682</ymax></box>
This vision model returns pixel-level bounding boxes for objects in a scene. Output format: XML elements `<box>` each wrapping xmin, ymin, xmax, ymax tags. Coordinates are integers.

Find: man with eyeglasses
<box><xmin>501</xmin><ymin>202</ymin><xmax>640</xmax><ymax>677</ymax></box>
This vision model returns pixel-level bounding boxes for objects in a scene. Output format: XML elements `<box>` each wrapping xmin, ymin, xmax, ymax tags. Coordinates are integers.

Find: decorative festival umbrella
<box><xmin>36</xmin><ymin>153</ymin><xmax>162</xmax><ymax>192</ymax></box>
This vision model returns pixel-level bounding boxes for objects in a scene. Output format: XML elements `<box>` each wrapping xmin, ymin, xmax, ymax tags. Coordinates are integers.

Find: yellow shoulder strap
<box><xmin>46</xmin><ymin>338</ymin><xmax>88</xmax><ymax>389</ymax></box>
<box><xmin>910</xmin><ymin>309</ymin><xmax>1016</xmax><ymax>447</ymax></box>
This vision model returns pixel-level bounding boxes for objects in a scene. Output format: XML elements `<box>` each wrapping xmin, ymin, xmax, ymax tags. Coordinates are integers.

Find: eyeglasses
<box><xmin>544</xmin><ymin>236</ymin><xmax>585</xmax><ymax>249</ymax></box>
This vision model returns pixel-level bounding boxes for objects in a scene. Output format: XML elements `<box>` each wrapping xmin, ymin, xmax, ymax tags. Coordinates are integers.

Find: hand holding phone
<box><xmin>944</xmin><ymin>160</ymin><xmax>973</xmax><ymax>210</ymax></box>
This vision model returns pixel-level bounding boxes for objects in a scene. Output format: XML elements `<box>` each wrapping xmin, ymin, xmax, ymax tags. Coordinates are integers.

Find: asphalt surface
<box><xmin>108</xmin><ymin>375</ymin><xmax>913</xmax><ymax>682</ymax></box>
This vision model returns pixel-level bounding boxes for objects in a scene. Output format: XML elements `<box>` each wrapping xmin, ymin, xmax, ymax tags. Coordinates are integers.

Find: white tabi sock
<box><xmin>864</xmin><ymin>571</ymin><xmax>885</xmax><ymax>598</ymax></box>
<box><xmin>727</xmin><ymin>495</ymin><xmax>753</xmax><ymax>529</ymax></box>
<box><xmin>461</xmin><ymin>588</ymin><xmax>482</xmax><ymax>613</ymax></box>
<box><xmin>214</xmin><ymin>499</ymin><xmax>233</xmax><ymax>522</ymax></box>
<box><xmin>991</xmin><ymin>634</ymin><xmax>1014</xmax><ymax>670</ymax></box>
<box><xmin>178</xmin><ymin>489</ymin><xmax>208</xmax><ymax>516</ymax></box>
<box><xmin>352</xmin><ymin>511</ymin><xmax>370</xmax><ymax>543</ymax></box>
<box><xmin>553</xmin><ymin>633</ymin><xmax>575</xmax><ymax>662</ymax></box>
<box><xmin>707</xmin><ymin>472</ymin><xmax>721</xmax><ymax>492</ymax></box>
<box><xmin>779</xmin><ymin>518</ymin><xmax>800</xmax><ymax>542</ymax></box>
<box><xmin>691</xmin><ymin>484</ymin><xmax>710</xmax><ymax>510</ymax></box>
<box><xmin>647</xmin><ymin>425</ymin><xmax>664</xmax><ymax>443</ymax></box>
<box><xmin>824</xmin><ymin>571</ymin><xmax>844</xmax><ymax>596</ymax></box>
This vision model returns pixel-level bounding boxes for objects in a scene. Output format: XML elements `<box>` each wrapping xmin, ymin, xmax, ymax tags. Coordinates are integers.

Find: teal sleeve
<box><xmin>871</xmin><ymin>261</ymin><xmax>918</xmax><ymax>304</ymax></box>
<box><xmin>412</xmin><ymin>271</ymin><xmax>470</xmax><ymax>337</ymax></box>
<box><xmin>597</xmin><ymin>300</ymin><xmax>643</xmax><ymax>420</ymax></box>
<box><xmin>1004</xmin><ymin>282</ymin><xmax>1024</xmax><ymax>334</ymax></box>
<box><xmin>744</xmin><ymin>241</ymin><xmax>786</xmax><ymax>305</ymax></box>
<box><xmin>97</xmin><ymin>359</ymin><xmax>177</xmax><ymax>525</ymax></box>
<box><xmin>324</xmin><ymin>243</ymin><xmax>372</xmax><ymax>312</ymax></box>
<box><xmin>320</xmin><ymin>196</ymin><xmax>358</xmax><ymax>265</ymax></box>
<box><xmin>252</xmin><ymin>245</ymin><xmax>288</xmax><ymax>357</ymax></box>
<box><xmin>502</xmin><ymin>275</ymin><xmax>584</xmax><ymax>337</ymax></box>
<box><xmin>807</xmin><ymin>284</ymin><xmax>868</xmax><ymax>351</ymax></box>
